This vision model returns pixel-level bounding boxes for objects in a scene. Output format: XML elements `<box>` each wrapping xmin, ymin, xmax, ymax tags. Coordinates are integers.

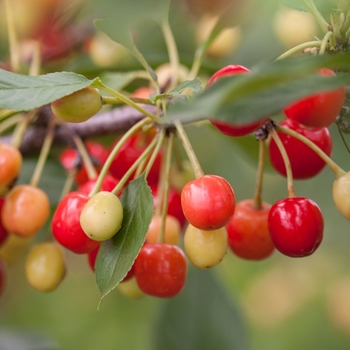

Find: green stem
<box><xmin>301</xmin><ymin>0</ymin><xmax>329</xmax><ymax>34</ymax></box>
<box><xmin>319</xmin><ymin>31</ymin><xmax>336</xmax><ymax>54</ymax></box>
<box><xmin>174</xmin><ymin>120</ymin><xmax>204</xmax><ymax>178</ymax></box>
<box><xmin>276</xmin><ymin>125</ymin><xmax>346</xmax><ymax>178</ymax></box>
<box><xmin>111</xmin><ymin>134</ymin><xmax>159</xmax><ymax>196</ymax></box>
<box><xmin>11</xmin><ymin>110</ymin><xmax>37</xmax><ymax>149</ymax></box>
<box><xmin>252</xmin><ymin>139</ymin><xmax>266</xmax><ymax>210</ymax></box>
<box><xmin>144</xmin><ymin>128</ymin><xmax>166</xmax><ymax>179</ymax></box>
<box><xmin>96</xmin><ymin>81</ymin><xmax>162</xmax><ymax>123</ymax></box>
<box><xmin>275</xmin><ymin>41</ymin><xmax>322</xmax><ymax>60</ymax></box>
<box><xmin>0</xmin><ymin>110</ymin><xmax>17</xmax><ymax>121</ymax></box>
<box><xmin>30</xmin><ymin>121</ymin><xmax>55</xmax><ymax>188</ymax></box>
<box><xmin>88</xmin><ymin>118</ymin><xmax>152</xmax><ymax>197</ymax></box>
<box><xmin>158</xmin><ymin>132</ymin><xmax>174</xmax><ymax>244</ymax></box>
<box><xmin>162</xmin><ymin>19</ymin><xmax>180</xmax><ymax>91</ymax></box>
<box><xmin>73</xmin><ymin>135</ymin><xmax>97</xmax><ymax>181</ymax></box>
<box><xmin>102</xmin><ymin>96</ymin><xmax>155</xmax><ymax>106</ymax></box>
<box><xmin>59</xmin><ymin>168</ymin><xmax>77</xmax><ymax>202</ymax></box>
<box><xmin>28</xmin><ymin>41</ymin><xmax>42</xmax><ymax>76</ymax></box>
<box><xmin>0</xmin><ymin>114</ymin><xmax>24</xmax><ymax>135</ymax></box>
<box><xmin>269</xmin><ymin>127</ymin><xmax>295</xmax><ymax>198</ymax></box>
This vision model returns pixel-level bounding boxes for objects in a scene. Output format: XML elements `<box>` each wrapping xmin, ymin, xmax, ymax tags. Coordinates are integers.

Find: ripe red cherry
<box><xmin>284</xmin><ymin>68</ymin><xmax>345</xmax><ymax>128</ymax></box>
<box><xmin>181</xmin><ymin>175</ymin><xmax>235</xmax><ymax>230</ymax></box>
<box><xmin>52</xmin><ymin>192</ymin><xmax>100</xmax><ymax>254</ymax></box>
<box><xmin>207</xmin><ymin>65</ymin><xmax>267</xmax><ymax>137</ymax></box>
<box><xmin>134</xmin><ymin>243</ymin><xmax>187</xmax><ymax>298</ymax></box>
<box><xmin>77</xmin><ymin>174</ymin><xmax>119</xmax><ymax>195</ymax></box>
<box><xmin>227</xmin><ymin>200</ymin><xmax>275</xmax><ymax>260</ymax></box>
<box><xmin>59</xmin><ymin>141</ymin><xmax>109</xmax><ymax>185</ymax></box>
<box><xmin>0</xmin><ymin>198</ymin><xmax>9</xmax><ymax>247</ymax></box>
<box><xmin>268</xmin><ymin>197</ymin><xmax>324</xmax><ymax>257</ymax></box>
<box><xmin>109</xmin><ymin>132</ymin><xmax>162</xmax><ymax>185</ymax></box>
<box><xmin>268</xmin><ymin>118</ymin><xmax>332</xmax><ymax>179</ymax></box>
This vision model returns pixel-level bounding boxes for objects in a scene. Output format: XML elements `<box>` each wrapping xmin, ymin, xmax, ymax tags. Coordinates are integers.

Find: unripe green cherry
<box><xmin>333</xmin><ymin>172</ymin><xmax>350</xmax><ymax>220</ymax></box>
<box><xmin>184</xmin><ymin>224</ymin><xmax>227</xmax><ymax>269</ymax></box>
<box><xmin>51</xmin><ymin>87</ymin><xmax>102</xmax><ymax>123</ymax></box>
<box><xmin>25</xmin><ymin>242</ymin><xmax>66</xmax><ymax>292</ymax></box>
<box><xmin>80</xmin><ymin>191</ymin><xmax>123</xmax><ymax>241</ymax></box>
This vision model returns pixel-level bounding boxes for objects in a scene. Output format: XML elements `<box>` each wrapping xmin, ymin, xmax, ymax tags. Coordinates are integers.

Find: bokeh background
<box><xmin>1</xmin><ymin>0</ymin><xmax>350</xmax><ymax>349</ymax></box>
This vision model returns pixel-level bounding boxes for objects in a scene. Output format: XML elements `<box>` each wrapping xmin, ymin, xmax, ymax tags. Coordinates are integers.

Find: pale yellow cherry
<box><xmin>117</xmin><ymin>277</ymin><xmax>145</xmax><ymax>299</ymax></box>
<box><xmin>333</xmin><ymin>172</ymin><xmax>350</xmax><ymax>220</ymax></box>
<box><xmin>184</xmin><ymin>224</ymin><xmax>228</xmax><ymax>269</ymax></box>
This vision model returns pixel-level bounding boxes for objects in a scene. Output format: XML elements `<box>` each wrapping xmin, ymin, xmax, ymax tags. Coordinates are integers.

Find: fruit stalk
<box><xmin>252</xmin><ymin>139</ymin><xmax>266</xmax><ymax>210</ymax></box>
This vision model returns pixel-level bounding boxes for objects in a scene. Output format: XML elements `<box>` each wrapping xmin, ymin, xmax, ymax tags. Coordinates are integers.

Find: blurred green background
<box><xmin>1</xmin><ymin>0</ymin><xmax>350</xmax><ymax>349</ymax></box>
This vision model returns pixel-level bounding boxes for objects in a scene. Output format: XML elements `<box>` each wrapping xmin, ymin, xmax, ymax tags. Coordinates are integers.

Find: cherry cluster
<box><xmin>0</xmin><ymin>60</ymin><xmax>348</xmax><ymax>301</ymax></box>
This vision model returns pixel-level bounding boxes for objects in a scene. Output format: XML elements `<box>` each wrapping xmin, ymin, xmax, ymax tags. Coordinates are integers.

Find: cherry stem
<box><xmin>174</xmin><ymin>120</ymin><xmax>204</xmax><ymax>179</ymax></box>
<box><xmin>28</xmin><ymin>41</ymin><xmax>42</xmax><ymax>77</ymax></box>
<box><xmin>275</xmin><ymin>41</ymin><xmax>322</xmax><ymax>60</ymax></box>
<box><xmin>11</xmin><ymin>110</ymin><xmax>37</xmax><ymax>149</ymax></box>
<box><xmin>301</xmin><ymin>0</ymin><xmax>329</xmax><ymax>34</ymax></box>
<box><xmin>102</xmin><ymin>96</ymin><xmax>155</xmax><ymax>106</ymax></box>
<box><xmin>158</xmin><ymin>132</ymin><xmax>175</xmax><ymax>244</ymax></box>
<box><xmin>319</xmin><ymin>31</ymin><xmax>336</xmax><ymax>54</ymax></box>
<box><xmin>30</xmin><ymin>121</ymin><xmax>55</xmax><ymax>188</ymax></box>
<box><xmin>0</xmin><ymin>110</ymin><xmax>16</xmax><ymax>122</ymax></box>
<box><xmin>89</xmin><ymin>117</ymin><xmax>152</xmax><ymax>197</ymax></box>
<box><xmin>268</xmin><ymin>127</ymin><xmax>295</xmax><ymax>198</ymax></box>
<box><xmin>162</xmin><ymin>17</ymin><xmax>180</xmax><ymax>91</ymax></box>
<box><xmin>276</xmin><ymin>125</ymin><xmax>346</xmax><ymax>178</ymax></box>
<box><xmin>73</xmin><ymin>135</ymin><xmax>97</xmax><ymax>180</ymax></box>
<box><xmin>95</xmin><ymin>81</ymin><xmax>163</xmax><ymax>124</ymax></box>
<box><xmin>0</xmin><ymin>114</ymin><xmax>25</xmax><ymax>135</ymax></box>
<box><xmin>111</xmin><ymin>134</ymin><xmax>159</xmax><ymax>196</ymax></box>
<box><xmin>252</xmin><ymin>139</ymin><xmax>266</xmax><ymax>210</ymax></box>
<box><xmin>59</xmin><ymin>168</ymin><xmax>77</xmax><ymax>202</ymax></box>
<box><xmin>4</xmin><ymin>0</ymin><xmax>20</xmax><ymax>72</ymax></box>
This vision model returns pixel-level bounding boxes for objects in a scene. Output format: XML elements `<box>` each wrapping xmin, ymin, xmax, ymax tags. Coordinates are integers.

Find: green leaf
<box><xmin>100</xmin><ymin>71</ymin><xmax>150</xmax><ymax>91</ymax></box>
<box><xmin>282</xmin><ymin>0</ymin><xmax>333</xmax><ymax>12</ymax></box>
<box><xmin>0</xmin><ymin>69</ymin><xmax>98</xmax><ymax>111</ymax></box>
<box><xmin>149</xmin><ymin>78</ymin><xmax>202</xmax><ymax>103</ymax></box>
<box><xmin>95</xmin><ymin>174</ymin><xmax>154</xmax><ymax>301</ymax></box>
<box><xmin>153</xmin><ymin>268</ymin><xmax>248</xmax><ymax>350</ymax></box>
<box><xmin>168</xmin><ymin>54</ymin><xmax>350</xmax><ymax>125</ymax></box>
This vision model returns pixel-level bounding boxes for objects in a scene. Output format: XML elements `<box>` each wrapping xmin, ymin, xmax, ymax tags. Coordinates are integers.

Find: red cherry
<box><xmin>77</xmin><ymin>174</ymin><xmax>119</xmax><ymax>195</ymax></box>
<box><xmin>150</xmin><ymin>184</ymin><xmax>186</xmax><ymax>228</ymax></box>
<box><xmin>59</xmin><ymin>141</ymin><xmax>109</xmax><ymax>185</ymax></box>
<box><xmin>227</xmin><ymin>200</ymin><xmax>275</xmax><ymax>260</ymax></box>
<box><xmin>268</xmin><ymin>118</ymin><xmax>332</xmax><ymax>179</ymax></box>
<box><xmin>109</xmin><ymin>132</ymin><xmax>162</xmax><ymax>185</ymax></box>
<box><xmin>268</xmin><ymin>197</ymin><xmax>324</xmax><ymax>257</ymax></box>
<box><xmin>0</xmin><ymin>198</ymin><xmax>9</xmax><ymax>247</ymax></box>
<box><xmin>284</xmin><ymin>68</ymin><xmax>345</xmax><ymax>128</ymax></box>
<box><xmin>134</xmin><ymin>243</ymin><xmax>187</xmax><ymax>298</ymax></box>
<box><xmin>52</xmin><ymin>192</ymin><xmax>100</xmax><ymax>254</ymax></box>
<box><xmin>207</xmin><ymin>65</ymin><xmax>267</xmax><ymax>137</ymax></box>
<box><xmin>181</xmin><ymin>175</ymin><xmax>235</xmax><ymax>230</ymax></box>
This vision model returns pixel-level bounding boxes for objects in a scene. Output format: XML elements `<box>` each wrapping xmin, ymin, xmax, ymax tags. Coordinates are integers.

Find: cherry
<box><xmin>267</xmin><ymin>197</ymin><xmax>324</xmax><ymax>257</ymax></box>
<box><xmin>283</xmin><ymin>68</ymin><xmax>345</xmax><ymax>128</ymax></box>
<box><xmin>25</xmin><ymin>242</ymin><xmax>66</xmax><ymax>292</ymax></box>
<box><xmin>80</xmin><ymin>191</ymin><xmax>123</xmax><ymax>241</ymax></box>
<box><xmin>184</xmin><ymin>224</ymin><xmax>227</xmax><ymax>269</ymax></box>
<box><xmin>2</xmin><ymin>185</ymin><xmax>50</xmax><ymax>238</ymax></box>
<box><xmin>117</xmin><ymin>277</ymin><xmax>144</xmax><ymax>299</ymax></box>
<box><xmin>268</xmin><ymin>118</ymin><xmax>332</xmax><ymax>179</ymax></box>
<box><xmin>109</xmin><ymin>131</ymin><xmax>162</xmax><ymax>185</ymax></box>
<box><xmin>0</xmin><ymin>143</ymin><xmax>22</xmax><ymax>196</ymax></box>
<box><xmin>134</xmin><ymin>243</ymin><xmax>187</xmax><ymax>298</ymax></box>
<box><xmin>59</xmin><ymin>141</ymin><xmax>109</xmax><ymax>185</ymax></box>
<box><xmin>51</xmin><ymin>87</ymin><xmax>102</xmax><ymax>123</ymax></box>
<box><xmin>77</xmin><ymin>174</ymin><xmax>119</xmax><ymax>195</ymax></box>
<box><xmin>146</xmin><ymin>215</ymin><xmax>181</xmax><ymax>245</ymax></box>
<box><xmin>181</xmin><ymin>175</ymin><xmax>235</xmax><ymax>230</ymax></box>
<box><xmin>0</xmin><ymin>198</ymin><xmax>9</xmax><ymax>247</ymax></box>
<box><xmin>150</xmin><ymin>184</ymin><xmax>186</xmax><ymax>228</ymax></box>
<box><xmin>207</xmin><ymin>65</ymin><xmax>267</xmax><ymax>137</ymax></box>
<box><xmin>52</xmin><ymin>192</ymin><xmax>100</xmax><ymax>254</ymax></box>
<box><xmin>226</xmin><ymin>200</ymin><xmax>274</xmax><ymax>260</ymax></box>
<box><xmin>332</xmin><ymin>171</ymin><xmax>350</xmax><ymax>220</ymax></box>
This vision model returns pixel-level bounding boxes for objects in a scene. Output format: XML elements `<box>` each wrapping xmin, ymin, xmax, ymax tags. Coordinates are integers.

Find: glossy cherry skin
<box><xmin>268</xmin><ymin>118</ymin><xmax>332</xmax><ymax>179</ymax></box>
<box><xmin>134</xmin><ymin>243</ymin><xmax>187</xmax><ymax>298</ymax></box>
<box><xmin>284</xmin><ymin>68</ymin><xmax>345</xmax><ymax>128</ymax></box>
<box><xmin>181</xmin><ymin>175</ymin><xmax>235</xmax><ymax>230</ymax></box>
<box><xmin>207</xmin><ymin>65</ymin><xmax>267</xmax><ymax>137</ymax></box>
<box><xmin>268</xmin><ymin>197</ymin><xmax>324</xmax><ymax>257</ymax></box>
<box><xmin>77</xmin><ymin>174</ymin><xmax>119</xmax><ymax>195</ymax></box>
<box><xmin>0</xmin><ymin>198</ymin><xmax>9</xmax><ymax>247</ymax></box>
<box><xmin>52</xmin><ymin>192</ymin><xmax>100</xmax><ymax>254</ymax></box>
<box><xmin>151</xmin><ymin>184</ymin><xmax>186</xmax><ymax>228</ymax></box>
<box><xmin>227</xmin><ymin>200</ymin><xmax>275</xmax><ymax>260</ymax></box>
<box><xmin>109</xmin><ymin>132</ymin><xmax>162</xmax><ymax>185</ymax></box>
